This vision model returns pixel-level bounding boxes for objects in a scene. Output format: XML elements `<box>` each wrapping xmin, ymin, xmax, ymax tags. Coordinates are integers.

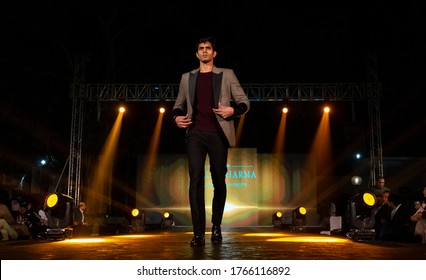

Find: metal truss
<box><xmin>71</xmin><ymin>82</ymin><xmax>380</xmax><ymax>102</ymax></box>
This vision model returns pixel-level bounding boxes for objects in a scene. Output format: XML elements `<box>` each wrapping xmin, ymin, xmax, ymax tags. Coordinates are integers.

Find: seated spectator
<box><xmin>38</xmin><ymin>203</ymin><xmax>49</xmax><ymax>227</ymax></box>
<box><xmin>16</xmin><ymin>203</ymin><xmax>33</xmax><ymax>238</ymax></box>
<box><xmin>0</xmin><ymin>202</ymin><xmax>31</xmax><ymax>239</ymax></box>
<box><xmin>27</xmin><ymin>201</ymin><xmax>48</xmax><ymax>239</ymax></box>
<box><xmin>0</xmin><ymin>218</ymin><xmax>19</xmax><ymax>240</ymax></box>
<box><xmin>10</xmin><ymin>199</ymin><xmax>20</xmax><ymax>221</ymax></box>
<box><xmin>410</xmin><ymin>184</ymin><xmax>426</xmax><ymax>243</ymax></box>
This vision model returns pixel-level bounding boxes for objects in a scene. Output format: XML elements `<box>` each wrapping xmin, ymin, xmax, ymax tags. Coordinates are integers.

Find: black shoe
<box><xmin>190</xmin><ymin>234</ymin><xmax>205</xmax><ymax>247</ymax></box>
<box><xmin>211</xmin><ymin>225</ymin><xmax>222</xmax><ymax>243</ymax></box>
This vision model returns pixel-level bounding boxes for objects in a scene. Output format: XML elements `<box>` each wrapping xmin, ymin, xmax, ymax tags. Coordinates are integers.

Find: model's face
<box><xmin>196</xmin><ymin>42</ymin><xmax>216</xmax><ymax>63</ymax></box>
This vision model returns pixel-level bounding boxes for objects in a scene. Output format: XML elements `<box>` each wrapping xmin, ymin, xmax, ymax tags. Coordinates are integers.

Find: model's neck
<box><xmin>199</xmin><ymin>63</ymin><xmax>213</xmax><ymax>73</ymax></box>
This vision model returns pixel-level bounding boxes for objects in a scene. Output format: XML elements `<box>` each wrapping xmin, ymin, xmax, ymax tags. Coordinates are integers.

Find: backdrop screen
<box><xmin>136</xmin><ymin>148</ymin><xmax>317</xmax><ymax>226</ymax></box>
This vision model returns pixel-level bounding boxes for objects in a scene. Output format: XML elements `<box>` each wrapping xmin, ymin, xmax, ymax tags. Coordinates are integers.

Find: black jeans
<box><xmin>186</xmin><ymin>129</ymin><xmax>228</xmax><ymax>235</ymax></box>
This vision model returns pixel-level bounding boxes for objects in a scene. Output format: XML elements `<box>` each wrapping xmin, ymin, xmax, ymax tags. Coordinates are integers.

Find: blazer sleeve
<box><xmin>228</xmin><ymin>69</ymin><xmax>250</xmax><ymax>117</ymax></box>
<box><xmin>172</xmin><ymin>74</ymin><xmax>188</xmax><ymax>119</ymax></box>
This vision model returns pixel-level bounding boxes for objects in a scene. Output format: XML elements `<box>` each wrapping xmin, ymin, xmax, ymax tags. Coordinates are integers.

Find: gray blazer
<box><xmin>173</xmin><ymin>66</ymin><xmax>250</xmax><ymax>147</ymax></box>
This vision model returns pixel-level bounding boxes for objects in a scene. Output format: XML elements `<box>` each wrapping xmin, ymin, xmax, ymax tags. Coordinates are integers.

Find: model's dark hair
<box><xmin>196</xmin><ymin>36</ymin><xmax>216</xmax><ymax>51</ymax></box>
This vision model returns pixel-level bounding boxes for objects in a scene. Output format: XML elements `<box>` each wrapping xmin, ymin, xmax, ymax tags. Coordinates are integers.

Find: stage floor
<box><xmin>1</xmin><ymin>226</ymin><xmax>425</xmax><ymax>260</ymax></box>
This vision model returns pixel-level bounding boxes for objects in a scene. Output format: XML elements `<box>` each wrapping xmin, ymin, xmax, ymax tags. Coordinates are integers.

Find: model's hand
<box><xmin>213</xmin><ymin>102</ymin><xmax>234</xmax><ymax>119</ymax></box>
<box><xmin>175</xmin><ymin>114</ymin><xmax>192</xmax><ymax>128</ymax></box>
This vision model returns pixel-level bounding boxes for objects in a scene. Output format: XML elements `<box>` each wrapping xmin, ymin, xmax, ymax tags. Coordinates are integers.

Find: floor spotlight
<box><xmin>345</xmin><ymin>192</ymin><xmax>378</xmax><ymax>241</ymax></box>
<box><xmin>272</xmin><ymin>211</ymin><xmax>283</xmax><ymax>229</ymax></box>
<box><xmin>130</xmin><ymin>208</ymin><xmax>144</xmax><ymax>233</ymax></box>
<box><xmin>291</xmin><ymin>206</ymin><xmax>307</xmax><ymax>232</ymax></box>
<box><xmin>161</xmin><ymin>211</ymin><xmax>174</xmax><ymax>230</ymax></box>
<box><xmin>45</xmin><ymin>193</ymin><xmax>74</xmax><ymax>239</ymax></box>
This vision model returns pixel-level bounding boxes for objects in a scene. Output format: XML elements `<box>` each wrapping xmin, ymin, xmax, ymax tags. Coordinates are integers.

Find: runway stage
<box><xmin>0</xmin><ymin>226</ymin><xmax>425</xmax><ymax>260</ymax></box>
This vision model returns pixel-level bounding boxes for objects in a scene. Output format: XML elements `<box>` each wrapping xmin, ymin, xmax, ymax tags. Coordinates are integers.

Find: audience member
<box><xmin>16</xmin><ymin>203</ymin><xmax>33</xmax><ymax>238</ymax></box>
<box><xmin>0</xmin><ymin>202</ymin><xmax>31</xmax><ymax>239</ymax></box>
<box><xmin>73</xmin><ymin>201</ymin><xmax>87</xmax><ymax>225</ymax></box>
<box><xmin>0</xmin><ymin>219</ymin><xmax>19</xmax><ymax>240</ymax></box>
<box><xmin>27</xmin><ymin>201</ymin><xmax>48</xmax><ymax>239</ymax></box>
<box><xmin>383</xmin><ymin>193</ymin><xmax>416</xmax><ymax>242</ymax></box>
<box><xmin>26</xmin><ymin>202</ymin><xmax>39</xmax><ymax>226</ymax></box>
<box><xmin>371</xmin><ymin>176</ymin><xmax>391</xmax><ymax>196</ymax></box>
<box><xmin>37</xmin><ymin>202</ymin><xmax>49</xmax><ymax>227</ymax></box>
<box><xmin>10</xmin><ymin>199</ymin><xmax>20</xmax><ymax>221</ymax></box>
<box><xmin>73</xmin><ymin>201</ymin><xmax>94</xmax><ymax>236</ymax></box>
<box><xmin>410</xmin><ymin>184</ymin><xmax>426</xmax><ymax>243</ymax></box>
<box><xmin>374</xmin><ymin>190</ymin><xmax>392</xmax><ymax>239</ymax></box>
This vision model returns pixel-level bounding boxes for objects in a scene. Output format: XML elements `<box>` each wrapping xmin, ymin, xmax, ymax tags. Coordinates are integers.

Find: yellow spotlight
<box><xmin>119</xmin><ymin>107</ymin><xmax>125</xmax><ymax>113</ymax></box>
<box><xmin>363</xmin><ymin>192</ymin><xmax>376</xmax><ymax>207</ymax></box>
<box><xmin>323</xmin><ymin>106</ymin><xmax>330</xmax><ymax>113</ymax></box>
<box><xmin>282</xmin><ymin>107</ymin><xmax>288</xmax><ymax>113</ymax></box>
<box><xmin>131</xmin><ymin>208</ymin><xmax>140</xmax><ymax>217</ymax></box>
<box><xmin>292</xmin><ymin>206</ymin><xmax>307</xmax><ymax>229</ymax></box>
<box><xmin>274</xmin><ymin>211</ymin><xmax>283</xmax><ymax>219</ymax></box>
<box><xmin>297</xmin><ymin>207</ymin><xmax>307</xmax><ymax>215</ymax></box>
<box><xmin>130</xmin><ymin>208</ymin><xmax>144</xmax><ymax>233</ymax></box>
<box><xmin>350</xmin><ymin>192</ymin><xmax>377</xmax><ymax>208</ymax></box>
<box><xmin>46</xmin><ymin>193</ymin><xmax>59</xmax><ymax>208</ymax></box>
<box><xmin>347</xmin><ymin>192</ymin><xmax>378</xmax><ymax>239</ymax></box>
<box><xmin>159</xmin><ymin>107</ymin><xmax>165</xmax><ymax>113</ymax></box>
<box><xmin>161</xmin><ymin>212</ymin><xmax>174</xmax><ymax>230</ymax></box>
<box><xmin>163</xmin><ymin>212</ymin><xmax>170</xmax><ymax>219</ymax></box>
<box><xmin>272</xmin><ymin>211</ymin><xmax>283</xmax><ymax>229</ymax></box>
<box><xmin>44</xmin><ymin>193</ymin><xmax>74</xmax><ymax>239</ymax></box>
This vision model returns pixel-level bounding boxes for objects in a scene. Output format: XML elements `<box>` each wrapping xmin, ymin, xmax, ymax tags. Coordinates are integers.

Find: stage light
<box><xmin>161</xmin><ymin>211</ymin><xmax>174</xmax><ymax>230</ymax></box>
<box><xmin>323</xmin><ymin>106</ymin><xmax>330</xmax><ymax>113</ymax></box>
<box><xmin>119</xmin><ymin>106</ymin><xmax>125</xmax><ymax>113</ymax></box>
<box><xmin>44</xmin><ymin>193</ymin><xmax>74</xmax><ymax>239</ymax></box>
<box><xmin>291</xmin><ymin>206</ymin><xmax>307</xmax><ymax>231</ymax></box>
<box><xmin>159</xmin><ymin>107</ymin><xmax>165</xmax><ymax>113</ymax></box>
<box><xmin>345</xmin><ymin>192</ymin><xmax>378</xmax><ymax>241</ymax></box>
<box><xmin>163</xmin><ymin>211</ymin><xmax>171</xmax><ymax>219</ymax></box>
<box><xmin>351</xmin><ymin>176</ymin><xmax>362</xmax><ymax>186</ymax></box>
<box><xmin>130</xmin><ymin>208</ymin><xmax>144</xmax><ymax>233</ymax></box>
<box><xmin>282</xmin><ymin>106</ymin><xmax>288</xmax><ymax>113</ymax></box>
<box><xmin>131</xmin><ymin>208</ymin><xmax>140</xmax><ymax>217</ymax></box>
<box><xmin>272</xmin><ymin>211</ymin><xmax>283</xmax><ymax>229</ymax></box>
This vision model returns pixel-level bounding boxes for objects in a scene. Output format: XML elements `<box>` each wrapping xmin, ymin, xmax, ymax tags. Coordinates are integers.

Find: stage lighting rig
<box><xmin>44</xmin><ymin>193</ymin><xmax>74</xmax><ymax>239</ymax></box>
<box><xmin>130</xmin><ymin>208</ymin><xmax>144</xmax><ymax>233</ymax></box>
<box><xmin>290</xmin><ymin>206</ymin><xmax>307</xmax><ymax>232</ymax></box>
<box><xmin>161</xmin><ymin>212</ymin><xmax>174</xmax><ymax>230</ymax></box>
<box><xmin>345</xmin><ymin>191</ymin><xmax>378</xmax><ymax>241</ymax></box>
<box><xmin>272</xmin><ymin>211</ymin><xmax>283</xmax><ymax>229</ymax></box>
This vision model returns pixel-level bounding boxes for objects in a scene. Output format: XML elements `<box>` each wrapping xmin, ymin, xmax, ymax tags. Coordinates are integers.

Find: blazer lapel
<box><xmin>189</xmin><ymin>71</ymin><xmax>197</xmax><ymax>106</ymax></box>
<box><xmin>212</xmin><ymin>72</ymin><xmax>223</xmax><ymax>107</ymax></box>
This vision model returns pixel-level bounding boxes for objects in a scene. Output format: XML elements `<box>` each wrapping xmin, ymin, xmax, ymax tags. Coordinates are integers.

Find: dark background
<box><xmin>1</xmin><ymin>3</ymin><xmax>425</xmax><ymax>195</ymax></box>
